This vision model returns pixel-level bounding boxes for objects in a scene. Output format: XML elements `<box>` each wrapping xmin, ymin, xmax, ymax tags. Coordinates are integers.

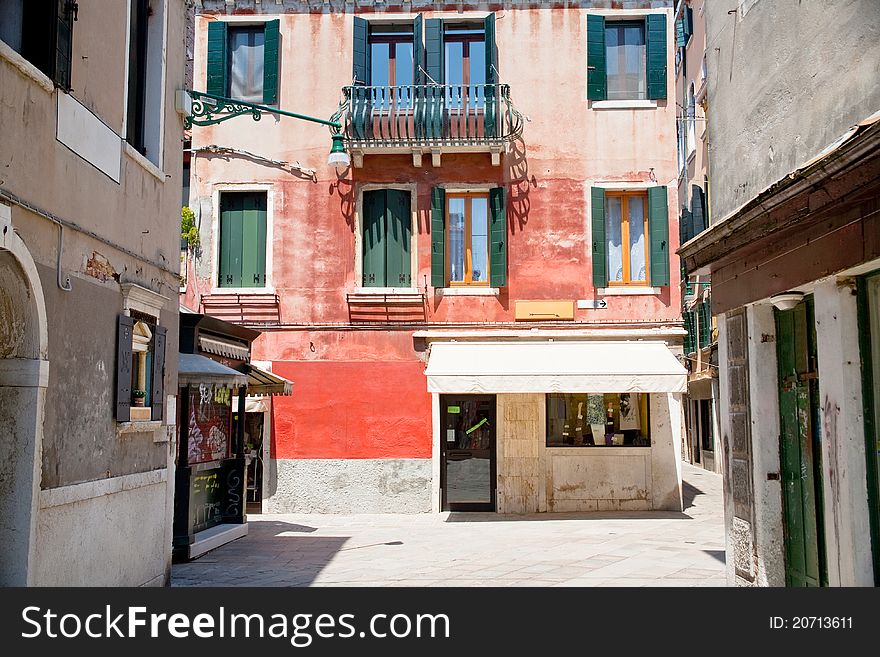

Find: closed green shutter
<box><xmin>489</xmin><ymin>186</ymin><xmax>507</xmax><ymax>287</ymax></box>
<box><xmin>220</xmin><ymin>193</ymin><xmax>266</xmax><ymax>288</ymax></box>
<box><xmin>352</xmin><ymin>17</ymin><xmax>370</xmax><ymax>140</ymax></box>
<box><xmin>116</xmin><ymin>314</ymin><xmax>134</xmax><ymax>423</ymax></box>
<box><xmin>587</xmin><ymin>15</ymin><xmax>606</xmax><ymax>101</ymax></box>
<box><xmin>425</xmin><ymin>19</ymin><xmax>444</xmax><ymax>140</ymax></box>
<box><xmin>648</xmin><ymin>186</ymin><xmax>670</xmax><ymax>286</ymax></box>
<box><xmin>385</xmin><ymin>190</ymin><xmax>412</xmax><ymax>287</ymax></box>
<box><xmin>484</xmin><ymin>13</ymin><xmax>498</xmax><ymax>138</ymax></box>
<box><xmin>646</xmin><ymin>14</ymin><xmax>667</xmax><ymax>100</ymax></box>
<box><xmin>684</xmin><ymin>310</ymin><xmax>696</xmax><ymax>355</ymax></box>
<box><xmin>691</xmin><ymin>184</ymin><xmax>706</xmax><ymax>236</ymax></box>
<box><xmin>150</xmin><ymin>325</ymin><xmax>166</xmax><ymax>422</ymax></box>
<box><xmin>207</xmin><ymin>21</ymin><xmax>228</xmax><ymax>96</ymax></box>
<box><xmin>591</xmin><ymin>187</ymin><xmax>607</xmax><ymax>288</ymax></box>
<box><xmin>352</xmin><ymin>16</ymin><xmax>369</xmax><ymax>85</ymax></box>
<box><xmin>263</xmin><ymin>19</ymin><xmax>280</xmax><ymax>104</ymax></box>
<box><xmin>699</xmin><ymin>299</ymin><xmax>712</xmax><ymax>348</ymax></box>
<box><xmin>414</xmin><ymin>14</ymin><xmax>425</xmax><ymax>84</ymax></box>
<box><xmin>431</xmin><ymin>187</ymin><xmax>446</xmax><ymax>288</ymax></box>
<box><xmin>362</xmin><ymin>190</ymin><xmax>386</xmax><ymax>287</ymax></box>
<box><xmin>241</xmin><ymin>193</ymin><xmax>267</xmax><ymax>287</ymax></box>
<box><xmin>675</xmin><ymin>6</ymin><xmax>693</xmax><ymax>47</ymax></box>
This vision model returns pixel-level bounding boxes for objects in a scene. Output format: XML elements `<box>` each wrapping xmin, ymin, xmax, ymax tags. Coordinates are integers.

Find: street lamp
<box><xmin>327</xmin><ymin>133</ymin><xmax>350</xmax><ymax>170</ymax></box>
<box><xmin>179</xmin><ymin>90</ymin><xmax>347</xmax><ymax>171</ymax></box>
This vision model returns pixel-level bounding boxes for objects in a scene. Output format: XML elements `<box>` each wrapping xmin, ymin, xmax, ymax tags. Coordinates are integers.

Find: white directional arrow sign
<box><xmin>577</xmin><ymin>299</ymin><xmax>608</xmax><ymax>309</ymax></box>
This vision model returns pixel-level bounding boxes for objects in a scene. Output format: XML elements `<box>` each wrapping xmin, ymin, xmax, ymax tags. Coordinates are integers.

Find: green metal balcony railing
<box><xmin>330</xmin><ymin>83</ymin><xmax>523</xmax><ymax>148</ymax></box>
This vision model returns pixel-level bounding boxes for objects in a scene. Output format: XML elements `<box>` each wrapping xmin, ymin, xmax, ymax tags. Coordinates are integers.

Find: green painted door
<box><xmin>362</xmin><ymin>189</ymin><xmax>411</xmax><ymax>287</ymax></box>
<box><xmin>219</xmin><ymin>192</ymin><xmax>267</xmax><ymax>288</ymax></box>
<box><xmin>776</xmin><ymin>299</ymin><xmax>826</xmax><ymax>587</ymax></box>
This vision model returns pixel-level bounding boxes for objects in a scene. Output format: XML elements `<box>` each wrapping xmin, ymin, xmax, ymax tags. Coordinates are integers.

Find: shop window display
<box><xmin>546</xmin><ymin>393</ymin><xmax>651</xmax><ymax>446</ymax></box>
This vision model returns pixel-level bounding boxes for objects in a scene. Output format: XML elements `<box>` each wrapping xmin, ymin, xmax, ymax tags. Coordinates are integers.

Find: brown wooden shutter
<box><xmin>116</xmin><ymin>314</ymin><xmax>134</xmax><ymax>422</ymax></box>
<box><xmin>151</xmin><ymin>325</ymin><xmax>167</xmax><ymax>421</ymax></box>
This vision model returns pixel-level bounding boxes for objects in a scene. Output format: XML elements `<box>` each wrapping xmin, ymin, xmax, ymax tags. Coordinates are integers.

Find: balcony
<box><xmin>331</xmin><ymin>83</ymin><xmax>523</xmax><ymax>167</ymax></box>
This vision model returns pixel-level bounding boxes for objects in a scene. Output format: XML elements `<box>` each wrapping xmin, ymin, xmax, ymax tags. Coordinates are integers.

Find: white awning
<box><xmin>199</xmin><ymin>335</ymin><xmax>250</xmax><ymax>360</ymax></box>
<box><xmin>178</xmin><ymin>353</ymin><xmax>248</xmax><ymax>388</ymax></box>
<box><xmin>246</xmin><ymin>364</ymin><xmax>293</xmax><ymax>397</ymax></box>
<box><xmin>425</xmin><ymin>341</ymin><xmax>687</xmax><ymax>394</ymax></box>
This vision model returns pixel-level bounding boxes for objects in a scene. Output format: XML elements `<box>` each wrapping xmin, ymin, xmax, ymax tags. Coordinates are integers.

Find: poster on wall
<box><xmin>188</xmin><ymin>384</ymin><xmax>232</xmax><ymax>464</ymax></box>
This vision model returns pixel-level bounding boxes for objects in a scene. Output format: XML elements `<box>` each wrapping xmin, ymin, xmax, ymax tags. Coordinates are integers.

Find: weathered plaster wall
<box><xmin>265</xmin><ymin>458</ymin><xmax>432</xmax><ymax>513</ymax></box>
<box><xmin>188</xmin><ymin>7</ymin><xmax>681</xmax><ymax>324</ymax></box>
<box><xmin>33</xmin><ymin>476</ymin><xmax>169</xmax><ymax>586</ymax></box>
<box><xmin>705</xmin><ymin>0</ymin><xmax>880</xmax><ymax>221</ymax></box>
<box><xmin>813</xmin><ymin>276</ymin><xmax>874</xmax><ymax>586</ymax></box>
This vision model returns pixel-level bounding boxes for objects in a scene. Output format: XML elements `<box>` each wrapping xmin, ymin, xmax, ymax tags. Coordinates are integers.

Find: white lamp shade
<box><xmin>328</xmin><ymin>151</ymin><xmax>351</xmax><ymax>168</ymax></box>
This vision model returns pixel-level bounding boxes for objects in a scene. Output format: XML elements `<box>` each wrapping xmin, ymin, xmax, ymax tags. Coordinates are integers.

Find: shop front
<box><xmin>173</xmin><ymin>313</ymin><xmax>292</xmax><ymax>560</ymax></box>
<box><xmin>425</xmin><ymin>340</ymin><xmax>687</xmax><ymax>513</ymax></box>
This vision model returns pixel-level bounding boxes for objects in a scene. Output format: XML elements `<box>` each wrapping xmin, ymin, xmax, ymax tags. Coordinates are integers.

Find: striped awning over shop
<box><xmin>199</xmin><ymin>335</ymin><xmax>250</xmax><ymax>360</ymax></box>
<box><xmin>245</xmin><ymin>364</ymin><xmax>293</xmax><ymax>397</ymax></box>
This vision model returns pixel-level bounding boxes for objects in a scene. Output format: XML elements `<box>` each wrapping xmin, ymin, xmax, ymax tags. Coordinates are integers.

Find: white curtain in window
<box><xmin>606</xmin><ymin>196</ymin><xmax>623</xmax><ymax>282</ymax></box>
<box><xmin>629</xmin><ymin>196</ymin><xmax>646</xmax><ymax>281</ymax></box>
<box><xmin>230</xmin><ymin>29</ymin><xmax>264</xmax><ymax>103</ymax></box>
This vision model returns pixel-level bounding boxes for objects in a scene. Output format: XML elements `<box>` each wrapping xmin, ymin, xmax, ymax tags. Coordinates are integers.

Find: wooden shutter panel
<box><xmin>219</xmin><ymin>194</ymin><xmax>243</xmax><ymax>288</ymax></box>
<box><xmin>431</xmin><ymin>187</ymin><xmax>446</xmax><ymax>288</ymax></box>
<box><xmin>151</xmin><ymin>325</ymin><xmax>167</xmax><ymax>421</ymax></box>
<box><xmin>489</xmin><ymin>187</ymin><xmax>507</xmax><ymax>288</ymax></box>
<box><xmin>691</xmin><ymin>184</ymin><xmax>706</xmax><ymax>236</ymax></box>
<box><xmin>362</xmin><ymin>190</ymin><xmax>386</xmax><ymax>287</ymax></box>
<box><xmin>587</xmin><ymin>15</ymin><xmax>606</xmax><ymax>101</ymax></box>
<box><xmin>684</xmin><ymin>310</ymin><xmax>696</xmax><ymax>355</ymax></box>
<box><xmin>352</xmin><ymin>16</ymin><xmax>369</xmax><ymax>85</ymax></box>
<box><xmin>425</xmin><ymin>18</ymin><xmax>444</xmax><ymax>140</ymax></box>
<box><xmin>646</xmin><ymin>14</ymin><xmax>667</xmax><ymax>100</ymax></box>
<box><xmin>680</xmin><ymin>207</ymin><xmax>693</xmax><ymax>245</ymax></box>
<box><xmin>648</xmin><ymin>186</ymin><xmax>670</xmax><ymax>286</ymax></box>
<box><xmin>53</xmin><ymin>0</ymin><xmax>74</xmax><ymax>91</ymax></box>
<box><xmin>263</xmin><ymin>19</ymin><xmax>280</xmax><ymax>104</ymax></box>
<box><xmin>385</xmin><ymin>190</ymin><xmax>412</xmax><ymax>287</ymax></box>
<box><xmin>484</xmin><ymin>13</ymin><xmax>498</xmax><ymax>138</ymax></box>
<box><xmin>241</xmin><ymin>193</ymin><xmax>267</xmax><ymax>288</ymax></box>
<box><xmin>414</xmin><ymin>14</ymin><xmax>425</xmax><ymax>84</ymax></box>
<box><xmin>207</xmin><ymin>21</ymin><xmax>228</xmax><ymax>96</ymax></box>
<box><xmin>699</xmin><ymin>300</ymin><xmax>712</xmax><ymax>348</ymax></box>
<box><xmin>591</xmin><ymin>187</ymin><xmax>607</xmax><ymax>288</ymax></box>
<box><xmin>116</xmin><ymin>314</ymin><xmax>134</xmax><ymax>422</ymax></box>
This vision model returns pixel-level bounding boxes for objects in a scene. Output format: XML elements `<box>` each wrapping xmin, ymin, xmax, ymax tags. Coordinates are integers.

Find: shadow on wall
<box><xmin>330</xmin><ymin>171</ymin><xmax>356</xmax><ymax>232</ymax></box>
<box><xmin>682</xmin><ymin>479</ymin><xmax>703</xmax><ymax>511</ymax></box>
<box><xmin>507</xmin><ymin>136</ymin><xmax>536</xmax><ymax>234</ymax></box>
<box><xmin>171</xmin><ymin>521</ymin><xmax>352</xmax><ymax>587</ymax></box>
<box><xmin>197</xmin><ymin>148</ymin><xmax>318</xmax><ymax>183</ymax></box>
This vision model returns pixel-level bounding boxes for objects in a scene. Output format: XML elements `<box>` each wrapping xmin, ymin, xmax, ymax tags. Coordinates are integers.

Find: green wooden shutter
<box><xmin>691</xmin><ymin>184</ymin><xmax>706</xmax><ymax>236</ymax></box>
<box><xmin>587</xmin><ymin>15</ymin><xmax>606</xmax><ymax>101</ymax></box>
<box><xmin>591</xmin><ymin>187</ymin><xmax>607</xmax><ymax>288</ymax></box>
<box><xmin>484</xmin><ymin>13</ymin><xmax>498</xmax><ymax>138</ymax></box>
<box><xmin>263</xmin><ymin>19</ymin><xmax>280</xmax><ymax>104</ymax></box>
<box><xmin>207</xmin><ymin>21</ymin><xmax>228</xmax><ymax>96</ymax></box>
<box><xmin>385</xmin><ymin>190</ymin><xmax>412</xmax><ymax>287</ymax></box>
<box><xmin>646</xmin><ymin>14</ymin><xmax>667</xmax><ymax>100</ymax></box>
<box><xmin>414</xmin><ymin>14</ymin><xmax>425</xmax><ymax>84</ymax></box>
<box><xmin>353</xmin><ymin>16</ymin><xmax>369</xmax><ymax>85</ymax></box>
<box><xmin>699</xmin><ymin>300</ymin><xmax>712</xmax><ymax>348</ymax></box>
<box><xmin>431</xmin><ymin>187</ymin><xmax>446</xmax><ymax>288</ymax></box>
<box><xmin>219</xmin><ymin>194</ymin><xmax>242</xmax><ymax>288</ymax></box>
<box><xmin>362</xmin><ymin>190</ymin><xmax>386</xmax><ymax>287</ymax></box>
<box><xmin>116</xmin><ymin>314</ymin><xmax>134</xmax><ymax>422</ymax></box>
<box><xmin>241</xmin><ymin>193</ymin><xmax>267</xmax><ymax>288</ymax></box>
<box><xmin>425</xmin><ymin>18</ymin><xmax>444</xmax><ymax>140</ymax></box>
<box><xmin>489</xmin><ymin>186</ymin><xmax>507</xmax><ymax>288</ymax></box>
<box><xmin>352</xmin><ymin>17</ymin><xmax>370</xmax><ymax>140</ymax></box>
<box><xmin>684</xmin><ymin>310</ymin><xmax>696</xmax><ymax>355</ymax></box>
<box><xmin>648</xmin><ymin>186</ymin><xmax>670</xmax><ymax>286</ymax></box>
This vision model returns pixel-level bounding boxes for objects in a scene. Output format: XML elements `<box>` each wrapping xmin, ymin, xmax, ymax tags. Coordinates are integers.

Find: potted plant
<box><xmin>132</xmin><ymin>389</ymin><xmax>146</xmax><ymax>407</ymax></box>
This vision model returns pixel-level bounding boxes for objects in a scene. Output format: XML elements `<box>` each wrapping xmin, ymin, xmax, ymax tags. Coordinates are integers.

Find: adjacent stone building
<box><xmin>0</xmin><ymin>0</ymin><xmax>187</xmax><ymax>585</ymax></box>
<box><xmin>680</xmin><ymin>0</ymin><xmax>880</xmax><ymax>586</ymax></box>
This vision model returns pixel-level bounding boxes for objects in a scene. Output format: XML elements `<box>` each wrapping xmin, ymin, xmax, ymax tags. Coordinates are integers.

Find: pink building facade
<box><xmin>184</xmin><ymin>0</ymin><xmax>686</xmax><ymax>514</ymax></box>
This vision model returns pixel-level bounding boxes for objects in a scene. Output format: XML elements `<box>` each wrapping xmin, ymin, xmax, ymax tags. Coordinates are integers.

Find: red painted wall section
<box><xmin>271</xmin><ymin>359</ymin><xmax>431</xmax><ymax>459</ymax></box>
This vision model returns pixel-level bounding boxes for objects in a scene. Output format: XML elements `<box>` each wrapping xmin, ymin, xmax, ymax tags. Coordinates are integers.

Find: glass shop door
<box><xmin>441</xmin><ymin>395</ymin><xmax>496</xmax><ymax>511</ymax></box>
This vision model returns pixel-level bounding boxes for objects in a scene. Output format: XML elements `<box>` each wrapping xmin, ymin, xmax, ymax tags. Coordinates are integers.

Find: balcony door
<box><xmin>370</xmin><ymin>28</ymin><xmax>414</xmax><ymax>139</ymax></box>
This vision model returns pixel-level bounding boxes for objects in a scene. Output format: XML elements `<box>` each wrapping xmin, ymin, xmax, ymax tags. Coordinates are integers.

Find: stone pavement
<box><xmin>172</xmin><ymin>462</ymin><xmax>726</xmax><ymax>587</ymax></box>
